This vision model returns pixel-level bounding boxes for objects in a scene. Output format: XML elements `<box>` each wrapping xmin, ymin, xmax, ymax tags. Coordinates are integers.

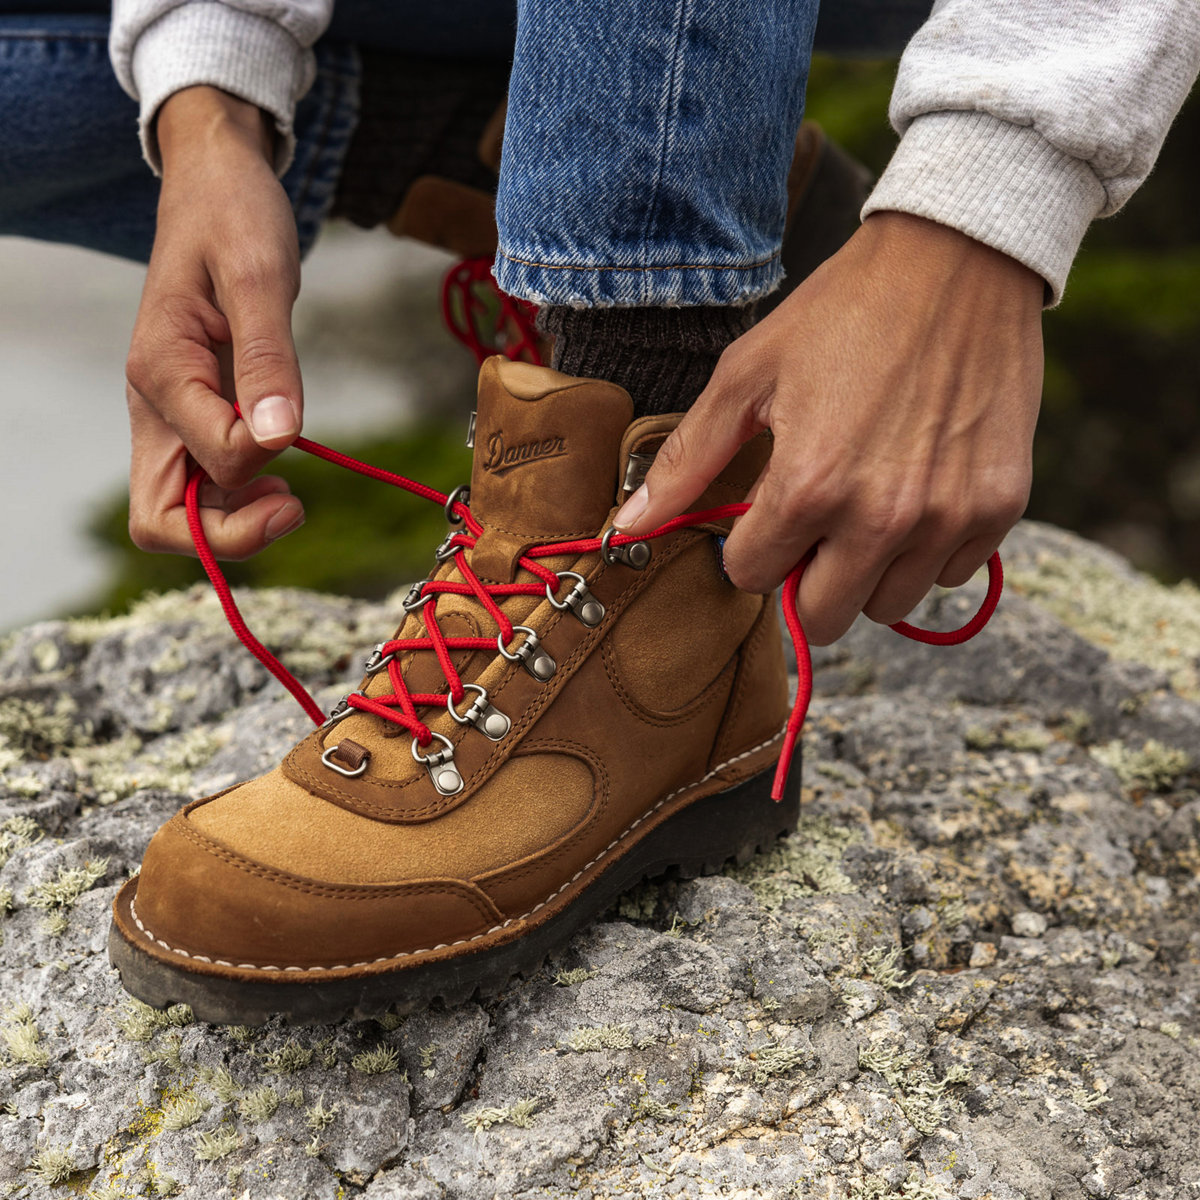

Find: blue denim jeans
<box><xmin>0</xmin><ymin>2</ymin><xmax>928</xmax><ymax>298</ymax></box>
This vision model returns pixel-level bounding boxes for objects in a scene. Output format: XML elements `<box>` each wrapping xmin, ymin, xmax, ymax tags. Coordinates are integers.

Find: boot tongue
<box><xmin>468</xmin><ymin>357</ymin><xmax>634</xmax><ymax>581</ymax></box>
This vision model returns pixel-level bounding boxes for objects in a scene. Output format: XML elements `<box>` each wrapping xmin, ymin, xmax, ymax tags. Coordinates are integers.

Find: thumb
<box><xmin>224</xmin><ymin>277</ymin><xmax>304</xmax><ymax>450</ymax></box>
<box><xmin>613</xmin><ymin>364</ymin><xmax>767</xmax><ymax>534</ymax></box>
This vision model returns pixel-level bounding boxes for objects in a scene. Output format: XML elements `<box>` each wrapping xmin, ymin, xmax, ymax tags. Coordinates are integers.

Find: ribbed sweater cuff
<box><xmin>862</xmin><ymin>111</ymin><xmax>1108</xmax><ymax>306</ymax></box>
<box><xmin>132</xmin><ymin>2</ymin><xmax>314</xmax><ymax>176</ymax></box>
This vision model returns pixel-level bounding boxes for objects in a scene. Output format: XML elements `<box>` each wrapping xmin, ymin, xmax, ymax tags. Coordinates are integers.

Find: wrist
<box><xmin>157</xmin><ymin>86</ymin><xmax>275</xmax><ymax>174</ymax></box>
<box><xmin>858</xmin><ymin>211</ymin><xmax>1044</xmax><ymax>313</ymax></box>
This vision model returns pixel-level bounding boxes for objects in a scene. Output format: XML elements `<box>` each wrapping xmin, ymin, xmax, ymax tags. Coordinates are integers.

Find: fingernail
<box><xmin>614</xmin><ymin>484</ymin><xmax>649</xmax><ymax>530</ymax></box>
<box><xmin>249</xmin><ymin>395</ymin><xmax>298</xmax><ymax>444</ymax></box>
<box><xmin>265</xmin><ymin>507</ymin><xmax>304</xmax><ymax>542</ymax></box>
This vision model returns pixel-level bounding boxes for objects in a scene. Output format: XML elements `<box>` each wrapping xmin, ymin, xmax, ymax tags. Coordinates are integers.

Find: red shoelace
<box><xmin>184</xmin><ymin>436</ymin><xmax>1001</xmax><ymax>804</ymax></box>
<box><xmin>184</xmin><ymin>257</ymin><xmax>1001</xmax><ymax>802</ymax></box>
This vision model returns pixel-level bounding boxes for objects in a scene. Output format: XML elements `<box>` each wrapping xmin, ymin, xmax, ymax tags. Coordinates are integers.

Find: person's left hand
<box><xmin>613</xmin><ymin>212</ymin><xmax>1044</xmax><ymax>645</ymax></box>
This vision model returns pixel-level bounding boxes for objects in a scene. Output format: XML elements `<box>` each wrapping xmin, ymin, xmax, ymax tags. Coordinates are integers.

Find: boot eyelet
<box><xmin>497</xmin><ymin>625</ymin><xmax>557</xmax><ymax>681</ymax></box>
<box><xmin>447</xmin><ymin>683</ymin><xmax>510</xmax><ymax>740</ymax></box>
<box><xmin>546</xmin><ymin>571</ymin><xmax>605</xmax><ymax>627</ymax></box>
<box><xmin>601</xmin><ymin>526</ymin><xmax>650</xmax><ymax>569</ymax></box>
<box><xmin>444</xmin><ymin>484</ymin><xmax>471</xmax><ymax>526</ymax></box>
<box><xmin>411</xmin><ymin>731</ymin><xmax>464</xmax><ymax>795</ymax></box>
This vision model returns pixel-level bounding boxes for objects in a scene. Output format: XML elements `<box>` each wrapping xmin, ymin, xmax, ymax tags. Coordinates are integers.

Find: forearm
<box><xmin>109</xmin><ymin>0</ymin><xmax>333</xmax><ymax>174</ymax></box>
<box><xmin>864</xmin><ymin>0</ymin><xmax>1200</xmax><ymax>302</ymax></box>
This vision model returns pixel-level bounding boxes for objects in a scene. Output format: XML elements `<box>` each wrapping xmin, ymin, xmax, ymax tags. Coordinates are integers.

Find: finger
<box><xmin>862</xmin><ymin>546</ymin><xmax>957</xmax><ymax>627</ymax></box>
<box><xmin>937</xmin><ymin>534</ymin><xmax>1003</xmax><ymax>589</ymax></box>
<box><xmin>126</xmin><ymin>297</ymin><xmax>272</xmax><ymax>489</ymax></box>
<box><xmin>197</xmin><ymin>474</ymin><xmax>292</xmax><ymax>512</ymax></box>
<box><xmin>128</xmin><ymin>388</ymin><xmax>304</xmax><ymax>558</ymax></box>
<box><xmin>219</xmin><ymin>257</ymin><xmax>303</xmax><ymax>451</ymax></box>
<box><xmin>613</xmin><ymin>354</ymin><xmax>767</xmax><ymax>534</ymax></box>
<box><xmin>787</xmin><ymin>533</ymin><xmax>904</xmax><ymax>645</ymax></box>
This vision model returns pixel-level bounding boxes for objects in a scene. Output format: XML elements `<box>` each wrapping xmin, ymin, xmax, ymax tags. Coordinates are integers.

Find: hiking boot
<box><xmin>109</xmin><ymin>357</ymin><xmax>797</xmax><ymax>1024</ymax></box>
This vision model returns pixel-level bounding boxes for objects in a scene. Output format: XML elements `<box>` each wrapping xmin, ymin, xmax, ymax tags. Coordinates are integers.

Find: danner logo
<box><xmin>482</xmin><ymin>431</ymin><xmax>568</xmax><ymax>475</ymax></box>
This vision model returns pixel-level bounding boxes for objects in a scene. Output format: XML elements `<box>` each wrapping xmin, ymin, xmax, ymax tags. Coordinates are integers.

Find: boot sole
<box><xmin>108</xmin><ymin>758</ymin><xmax>800</xmax><ymax>1025</ymax></box>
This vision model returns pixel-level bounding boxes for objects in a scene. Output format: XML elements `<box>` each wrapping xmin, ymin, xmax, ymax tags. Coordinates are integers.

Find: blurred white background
<box><xmin>0</xmin><ymin>226</ymin><xmax>475</xmax><ymax>633</ymax></box>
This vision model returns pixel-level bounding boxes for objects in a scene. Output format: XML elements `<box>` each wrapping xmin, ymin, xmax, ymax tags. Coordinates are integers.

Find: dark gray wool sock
<box><xmin>537</xmin><ymin>304</ymin><xmax>758</xmax><ymax>419</ymax></box>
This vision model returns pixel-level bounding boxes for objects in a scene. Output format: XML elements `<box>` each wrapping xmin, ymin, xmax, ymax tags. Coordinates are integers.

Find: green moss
<box><xmin>237</xmin><ymin>1086</ymin><xmax>280</xmax><ymax>1124</ymax></box>
<box><xmin>461</xmin><ymin>1097</ymin><xmax>540</xmax><ymax>1132</ymax></box>
<box><xmin>561</xmin><ymin>1024</ymin><xmax>634</xmax><ymax>1052</ymax></box>
<box><xmin>737</xmin><ymin>1042</ymin><xmax>810</xmax><ymax>1085</ymax></box>
<box><xmin>1093</xmin><ymin>739</ymin><xmax>1192</xmax><ymax>791</ymax></box>
<box><xmin>25</xmin><ymin>858</ymin><xmax>108</xmax><ymax>913</ymax></box>
<box><xmin>552</xmin><ymin>967</ymin><xmax>597</xmax><ymax>987</ymax></box>
<box><xmin>350</xmin><ymin>1045</ymin><xmax>401</xmax><ymax>1075</ymax></box>
<box><xmin>260</xmin><ymin>1040</ymin><xmax>313</xmax><ymax>1075</ymax></box>
<box><xmin>731</xmin><ymin>813</ymin><xmax>860</xmax><ymax>908</ymax></box>
<box><xmin>192</xmin><ymin>1128</ymin><xmax>242</xmax><ymax>1162</ymax></box>
<box><xmin>29</xmin><ymin>1145</ymin><xmax>77</xmax><ymax>1185</ymax></box>
<box><xmin>304</xmin><ymin>1098</ymin><xmax>339</xmax><ymax>1131</ymax></box>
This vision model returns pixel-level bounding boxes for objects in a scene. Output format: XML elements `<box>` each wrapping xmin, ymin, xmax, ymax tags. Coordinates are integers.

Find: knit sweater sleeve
<box><xmin>109</xmin><ymin>0</ymin><xmax>334</xmax><ymax>176</ymax></box>
<box><xmin>861</xmin><ymin>0</ymin><xmax>1200</xmax><ymax>304</ymax></box>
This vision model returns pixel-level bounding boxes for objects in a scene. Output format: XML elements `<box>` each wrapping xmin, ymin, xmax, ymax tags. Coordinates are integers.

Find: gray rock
<box><xmin>2</xmin><ymin>522</ymin><xmax>1200</xmax><ymax>1198</ymax></box>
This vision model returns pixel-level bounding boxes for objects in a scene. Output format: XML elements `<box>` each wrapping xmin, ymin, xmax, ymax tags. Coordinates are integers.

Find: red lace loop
<box><xmin>184</xmin><ymin>434</ymin><xmax>1002</xmax><ymax>804</ymax></box>
<box><xmin>441</xmin><ymin>257</ymin><xmax>543</xmax><ymax>367</ymax></box>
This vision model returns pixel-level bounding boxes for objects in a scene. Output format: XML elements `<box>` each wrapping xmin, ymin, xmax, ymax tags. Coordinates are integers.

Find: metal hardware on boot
<box><xmin>447</xmin><ymin>683</ymin><xmax>511</xmax><ymax>741</ymax></box>
<box><xmin>466</xmin><ymin>410</ymin><xmax>476</xmax><ymax>450</ymax></box>
<box><xmin>497</xmin><ymin>625</ymin><xmax>557</xmax><ymax>680</ymax></box>
<box><xmin>444</xmin><ymin>484</ymin><xmax>471</xmax><ymax>526</ymax></box>
<box><xmin>321</xmin><ymin>693</ymin><xmax>363</xmax><ymax>730</ymax></box>
<box><xmin>402</xmin><ymin>579</ymin><xmax>432</xmax><ymax>612</ymax></box>
<box><xmin>601</xmin><ymin>526</ymin><xmax>651</xmax><ymax>570</ymax></box>
<box><xmin>622</xmin><ymin>451</ymin><xmax>654</xmax><ymax>496</ymax></box>
<box><xmin>364</xmin><ymin>642</ymin><xmax>398</xmax><ymax>674</ymax></box>
<box><xmin>321</xmin><ymin>739</ymin><xmax>370</xmax><ymax>779</ymax></box>
<box><xmin>546</xmin><ymin>571</ymin><xmax>605</xmax><ymax>627</ymax></box>
<box><xmin>411</xmin><ymin>732</ymin><xmax>464</xmax><ymax>796</ymax></box>
<box><xmin>434</xmin><ymin>532</ymin><xmax>461</xmax><ymax>563</ymax></box>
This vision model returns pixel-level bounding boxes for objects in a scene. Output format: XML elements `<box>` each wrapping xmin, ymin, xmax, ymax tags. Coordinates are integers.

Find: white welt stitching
<box><xmin>129</xmin><ymin>728</ymin><xmax>786</xmax><ymax>974</ymax></box>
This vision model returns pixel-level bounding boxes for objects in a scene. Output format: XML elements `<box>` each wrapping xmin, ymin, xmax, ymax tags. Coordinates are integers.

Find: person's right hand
<box><xmin>125</xmin><ymin>85</ymin><xmax>306</xmax><ymax>560</ymax></box>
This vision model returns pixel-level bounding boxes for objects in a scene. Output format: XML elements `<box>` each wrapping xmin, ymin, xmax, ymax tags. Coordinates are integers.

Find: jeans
<box><xmin>0</xmin><ymin>2</ymin><xmax>929</xmax><ymax>298</ymax></box>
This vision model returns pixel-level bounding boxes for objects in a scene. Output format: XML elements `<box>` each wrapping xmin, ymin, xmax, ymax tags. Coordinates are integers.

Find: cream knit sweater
<box><xmin>110</xmin><ymin>0</ymin><xmax>1200</xmax><ymax>302</ymax></box>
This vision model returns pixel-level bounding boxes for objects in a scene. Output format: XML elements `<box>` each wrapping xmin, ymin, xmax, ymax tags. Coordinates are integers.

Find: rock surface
<box><xmin>0</xmin><ymin>521</ymin><xmax>1197</xmax><ymax>1200</ymax></box>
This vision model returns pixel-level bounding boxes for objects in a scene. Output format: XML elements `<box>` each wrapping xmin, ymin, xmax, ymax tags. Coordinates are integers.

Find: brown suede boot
<box><xmin>109</xmin><ymin>358</ymin><xmax>796</xmax><ymax>1024</ymax></box>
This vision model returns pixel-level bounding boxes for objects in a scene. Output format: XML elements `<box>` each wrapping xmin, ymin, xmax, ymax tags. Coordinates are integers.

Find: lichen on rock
<box><xmin>0</xmin><ymin>522</ymin><xmax>1198</xmax><ymax>1198</ymax></box>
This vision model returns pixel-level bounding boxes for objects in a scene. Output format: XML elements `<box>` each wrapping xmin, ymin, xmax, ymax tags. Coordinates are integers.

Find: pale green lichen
<box><xmin>282</xmin><ymin>1087</ymin><xmax>305</xmax><ymax>1108</ymax></box>
<box><xmin>1093</xmin><ymin>739</ymin><xmax>1191</xmax><ymax>791</ymax></box>
<box><xmin>374</xmin><ymin>1012</ymin><xmax>403</xmax><ymax>1032</ymax></box>
<box><xmin>1009</xmin><ymin>548</ymin><xmax>1200</xmax><ymax>697</ymax></box>
<box><xmin>1160</xmin><ymin>1021</ymin><xmax>1183</xmax><ymax>1040</ymax></box>
<box><xmin>1072</xmin><ymin>1086</ymin><xmax>1113</xmax><ymax>1110</ymax></box>
<box><xmin>162</xmin><ymin>1093</ymin><xmax>211</xmax><ymax>1132</ymax></box>
<box><xmin>351</xmin><ymin>1045</ymin><xmax>402</xmax><ymax>1075</ymax></box>
<box><xmin>847</xmin><ymin>1167</ymin><xmax>953</xmax><ymax>1199</ymax></box>
<box><xmin>552</xmin><ymin>967</ymin><xmax>598</xmax><ymax>987</ymax></box>
<box><xmin>0</xmin><ymin>695</ymin><xmax>89</xmax><ymax>757</ymax></box>
<box><xmin>141</xmin><ymin>1034</ymin><xmax>183</xmax><ymax>1070</ymax></box>
<box><xmin>304</xmin><ymin>1098</ymin><xmax>339</xmax><ymax>1131</ymax></box>
<box><xmin>0</xmin><ymin>816</ymin><xmax>42</xmax><ymax>871</ymax></box>
<box><xmin>28</xmin><ymin>1145</ymin><xmax>76</xmax><ymax>1185</ymax></box>
<box><xmin>2</xmin><ymin>1006</ymin><xmax>50</xmax><ymax>1068</ymax></box>
<box><xmin>197</xmin><ymin>1065</ymin><xmax>240</xmax><ymax>1103</ymax></box>
<box><xmin>863</xmin><ymin>945</ymin><xmax>915</xmax><ymax>991</ymax></box>
<box><xmin>237</xmin><ymin>1086</ymin><xmax>280</xmax><ymax>1124</ymax></box>
<box><xmin>857</xmin><ymin>1040</ymin><xmax>970</xmax><ymax>1136</ymax></box>
<box><xmin>561</xmin><ymin>1024</ymin><xmax>634</xmax><ymax>1052</ymax></box>
<box><xmin>418</xmin><ymin>1043</ymin><xmax>438</xmax><ymax>1071</ymax></box>
<box><xmin>633</xmin><ymin>1095</ymin><xmax>676</xmax><ymax>1121</ymax></box>
<box><xmin>731</xmin><ymin>813</ymin><xmax>859</xmax><ymax>908</ymax></box>
<box><xmin>461</xmin><ymin>1097</ymin><xmax>540</xmax><ymax>1132</ymax></box>
<box><xmin>24</xmin><ymin>858</ymin><xmax>108</xmax><ymax>913</ymax></box>
<box><xmin>737</xmin><ymin>1042</ymin><xmax>810</xmax><ymax>1085</ymax></box>
<box><xmin>260</xmin><ymin>1041</ymin><xmax>313</xmax><ymax>1074</ymax></box>
<box><xmin>965</xmin><ymin>724</ymin><xmax>1052</xmax><ymax>753</ymax></box>
<box><xmin>192</xmin><ymin>1128</ymin><xmax>242</xmax><ymax>1162</ymax></box>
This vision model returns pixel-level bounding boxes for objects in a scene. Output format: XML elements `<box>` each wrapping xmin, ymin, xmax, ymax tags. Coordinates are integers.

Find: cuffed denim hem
<box><xmin>286</xmin><ymin>41</ymin><xmax>360</xmax><ymax>258</ymax></box>
<box><xmin>493</xmin><ymin>250</ymin><xmax>783</xmax><ymax>308</ymax></box>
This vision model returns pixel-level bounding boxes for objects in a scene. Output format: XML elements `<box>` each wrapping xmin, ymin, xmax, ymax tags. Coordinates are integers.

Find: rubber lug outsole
<box><xmin>108</xmin><ymin>758</ymin><xmax>801</xmax><ymax>1026</ymax></box>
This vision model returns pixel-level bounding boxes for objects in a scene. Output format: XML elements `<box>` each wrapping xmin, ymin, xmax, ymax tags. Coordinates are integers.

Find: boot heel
<box><xmin>639</xmin><ymin>754</ymin><xmax>802</xmax><ymax>882</ymax></box>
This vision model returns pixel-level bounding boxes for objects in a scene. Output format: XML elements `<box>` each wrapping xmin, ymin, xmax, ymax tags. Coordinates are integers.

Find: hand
<box><xmin>615</xmin><ymin>212</ymin><xmax>1044</xmax><ymax>644</ymax></box>
<box><xmin>125</xmin><ymin>86</ymin><xmax>305</xmax><ymax>559</ymax></box>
